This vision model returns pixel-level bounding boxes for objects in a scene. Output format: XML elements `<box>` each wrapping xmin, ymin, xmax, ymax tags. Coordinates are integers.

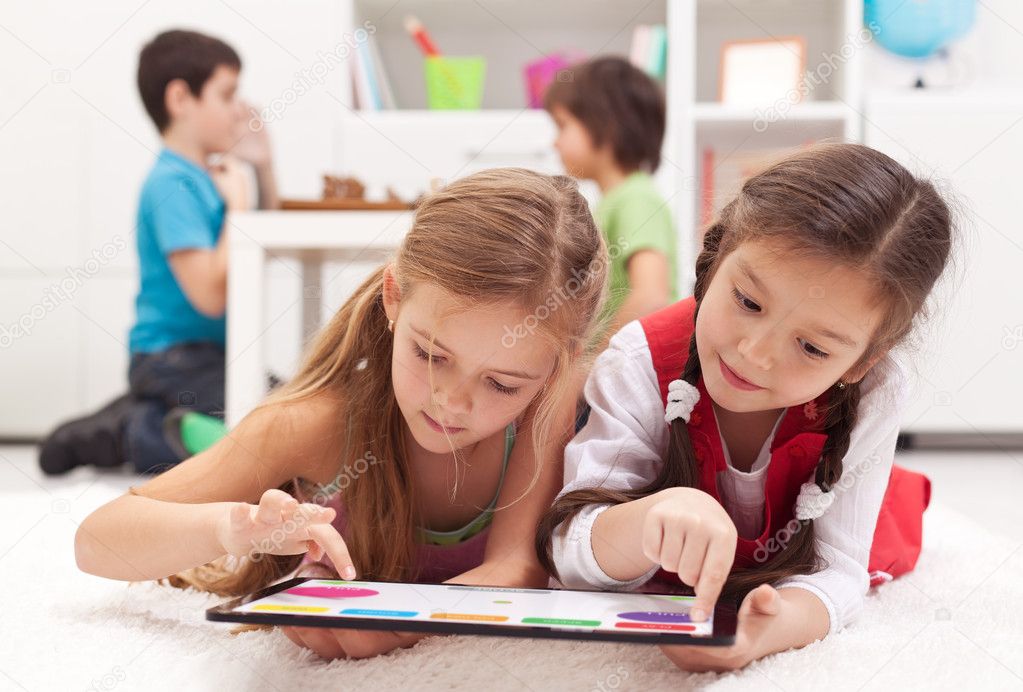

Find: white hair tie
<box><xmin>795</xmin><ymin>480</ymin><xmax>835</xmax><ymax>520</ymax></box>
<box><xmin>664</xmin><ymin>379</ymin><xmax>700</xmax><ymax>423</ymax></box>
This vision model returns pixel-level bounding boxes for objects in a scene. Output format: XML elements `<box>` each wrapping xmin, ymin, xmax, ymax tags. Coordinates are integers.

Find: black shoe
<box><xmin>38</xmin><ymin>393</ymin><xmax>135</xmax><ymax>475</ymax></box>
<box><xmin>161</xmin><ymin>406</ymin><xmax>191</xmax><ymax>461</ymax></box>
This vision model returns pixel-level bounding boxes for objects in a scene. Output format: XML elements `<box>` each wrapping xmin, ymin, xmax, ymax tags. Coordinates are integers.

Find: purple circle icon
<box><xmin>617</xmin><ymin>610</ymin><xmax>692</xmax><ymax>624</ymax></box>
<box><xmin>286</xmin><ymin>586</ymin><xmax>378</xmax><ymax>599</ymax></box>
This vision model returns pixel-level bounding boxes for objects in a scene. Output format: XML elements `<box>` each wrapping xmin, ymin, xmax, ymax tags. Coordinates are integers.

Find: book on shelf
<box><xmin>630</xmin><ymin>24</ymin><xmax>667</xmax><ymax>80</ymax></box>
<box><xmin>351</xmin><ymin>47</ymin><xmax>375</xmax><ymax>110</ymax></box>
<box><xmin>352</xmin><ymin>33</ymin><xmax>395</xmax><ymax>110</ymax></box>
<box><xmin>699</xmin><ymin>145</ymin><xmax>816</xmax><ymax>229</ymax></box>
<box><xmin>366</xmin><ymin>32</ymin><xmax>396</xmax><ymax>109</ymax></box>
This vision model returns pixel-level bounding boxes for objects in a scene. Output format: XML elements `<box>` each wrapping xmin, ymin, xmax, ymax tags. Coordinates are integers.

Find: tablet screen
<box><xmin>212</xmin><ymin>578</ymin><xmax>735</xmax><ymax>645</ymax></box>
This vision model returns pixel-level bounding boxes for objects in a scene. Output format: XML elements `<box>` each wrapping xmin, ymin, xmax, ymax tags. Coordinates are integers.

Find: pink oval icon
<box><xmin>285</xmin><ymin>586</ymin><xmax>379</xmax><ymax>599</ymax></box>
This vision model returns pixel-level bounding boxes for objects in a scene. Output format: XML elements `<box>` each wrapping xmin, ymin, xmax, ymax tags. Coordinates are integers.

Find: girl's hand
<box><xmin>281</xmin><ymin>625</ymin><xmax>425</xmax><ymax>660</ymax></box>
<box><xmin>215</xmin><ymin>489</ymin><xmax>356</xmax><ymax>579</ymax></box>
<box><xmin>643</xmin><ymin>487</ymin><xmax>739</xmax><ymax>620</ymax></box>
<box><xmin>659</xmin><ymin>584</ymin><xmax>782</xmax><ymax>672</ymax></box>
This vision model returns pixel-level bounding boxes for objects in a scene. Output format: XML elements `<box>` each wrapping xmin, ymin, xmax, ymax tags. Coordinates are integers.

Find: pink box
<box><xmin>524</xmin><ymin>52</ymin><xmax>585</xmax><ymax>109</ymax></box>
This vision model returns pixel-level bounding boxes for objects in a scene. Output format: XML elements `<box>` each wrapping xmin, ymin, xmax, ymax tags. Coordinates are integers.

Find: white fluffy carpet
<box><xmin>2</xmin><ymin>466</ymin><xmax>1023</xmax><ymax>692</ymax></box>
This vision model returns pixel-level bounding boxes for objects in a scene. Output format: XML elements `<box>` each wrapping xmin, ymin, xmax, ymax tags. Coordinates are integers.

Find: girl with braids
<box><xmin>76</xmin><ymin>168</ymin><xmax>608</xmax><ymax>660</ymax></box>
<box><xmin>536</xmin><ymin>143</ymin><xmax>953</xmax><ymax>672</ymax></box>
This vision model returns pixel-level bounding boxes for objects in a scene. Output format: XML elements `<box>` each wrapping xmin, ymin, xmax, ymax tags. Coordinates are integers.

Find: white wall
<box><xmin>0</xmin><ymin>1</ymin><xmax>340</xmax><ymax>435</ymax></box>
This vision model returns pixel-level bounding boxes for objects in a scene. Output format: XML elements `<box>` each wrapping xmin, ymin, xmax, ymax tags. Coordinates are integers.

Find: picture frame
<box><xmin>719</xmin><ymin>36</ymin><xmax>807</xmax><ymax>106</ymax></box>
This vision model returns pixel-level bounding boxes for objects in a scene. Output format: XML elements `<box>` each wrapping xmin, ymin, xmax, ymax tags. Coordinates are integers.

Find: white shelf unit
<box><xmin>692</xmin><ymin>101</ymin><xmax>854</xmax><ymax>122</ymax></box>
<box><xmin>676</xmin><ymin>0</ymin><xmax>864</xmax><ymax>289</ymax></box>
<box><xmin>328</xmin><ymin>0</ymin><xmax>682</xmax><ymax>267</ymax></box>
<box><xmin>330</xmin><ymin>0</ymin><xmax>862</xmax><ymax>298</ymax></box>
<box><xmin>347</xmin><ymin>0</ymin><xmax>670</xmax><ymax>110</ymax></box>
<box><xmin>864</xmin><ymin>90</ymin><xmax>1023</xmax><ymax>437</ymax></box>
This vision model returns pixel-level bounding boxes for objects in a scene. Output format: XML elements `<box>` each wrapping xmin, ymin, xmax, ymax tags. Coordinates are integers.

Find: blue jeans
<box><xmin>124</xmin><ymin>341</ymin><xmax>225</xmax><ymax>474</ymax></box>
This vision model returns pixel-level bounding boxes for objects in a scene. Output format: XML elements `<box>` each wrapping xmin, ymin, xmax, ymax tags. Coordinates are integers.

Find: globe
<box><xmin>865</xmin><ymin>0</ymin><xmax>976</xmax><ymax>59</ymax></box>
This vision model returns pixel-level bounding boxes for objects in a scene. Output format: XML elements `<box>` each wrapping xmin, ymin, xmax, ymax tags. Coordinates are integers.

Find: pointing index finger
<box><xmin>690</xmin><ymin>536</ymin><xmax>734</xmax><ymax>621</ymax></box>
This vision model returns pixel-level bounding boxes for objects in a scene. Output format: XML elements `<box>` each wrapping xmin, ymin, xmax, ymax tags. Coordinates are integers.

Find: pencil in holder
<box><xmin>424</xmin><ymin>56</ymin><xmax>486</xmax><ymax>110</ymax></box>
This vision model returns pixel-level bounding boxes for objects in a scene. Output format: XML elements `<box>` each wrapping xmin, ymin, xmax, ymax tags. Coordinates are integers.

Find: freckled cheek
<box><xmin>478</xmin><ymin>391</ymin><xmax>534</xmax><ymax>434</ymax></box>
<box><xmin>495</xmin><ymin>388</ymin><xmax>530</xmax><ymax>414</ymax></box>
<box><xmin>390</xmin><ymin>353</ymin><xmax>429</xmax><ymax>411</ymax></box>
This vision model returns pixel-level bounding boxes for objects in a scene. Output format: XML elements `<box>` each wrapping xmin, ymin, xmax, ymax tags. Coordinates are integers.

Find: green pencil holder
<box><xmin>424</xmin><ymin>56</ymin><xmax>486</xmax><ymax>110</ymax></box>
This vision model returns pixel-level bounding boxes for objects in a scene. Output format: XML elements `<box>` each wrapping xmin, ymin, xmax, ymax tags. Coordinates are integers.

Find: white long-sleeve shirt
<box><xmin>551</xmin><ymin>320</ymin><xmax>911</xmax><ymax>636</ymax></box>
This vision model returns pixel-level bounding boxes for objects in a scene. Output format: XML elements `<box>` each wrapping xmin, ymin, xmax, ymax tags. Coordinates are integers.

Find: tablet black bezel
<box><xmin>205</xmin><ymin>577</ymin><xmax>738</xmax><ymax>646</ymax></box>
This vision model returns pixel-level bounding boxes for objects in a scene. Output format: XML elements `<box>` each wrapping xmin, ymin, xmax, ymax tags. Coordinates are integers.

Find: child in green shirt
<box><xmin>545</xmin><ymin>56</ymin><xmax>678</xmax><ymax>352</ymax></box>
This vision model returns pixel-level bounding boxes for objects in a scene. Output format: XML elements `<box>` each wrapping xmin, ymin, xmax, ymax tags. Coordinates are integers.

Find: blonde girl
<box><xmin>76</xmin><ymin>168</ymin><xmax>607</xmax><ymax>660</ymax></box>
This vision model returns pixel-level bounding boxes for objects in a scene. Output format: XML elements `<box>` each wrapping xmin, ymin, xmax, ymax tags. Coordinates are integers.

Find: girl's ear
<box><xmin>843</xmin><ymin>352</ymin><xmax>886</xmax><ymax>385</ymax></box>
<box><xmin>382</xmin><ymin>264</ymin><xmax>401</xmax><ymax>323</ymax></box>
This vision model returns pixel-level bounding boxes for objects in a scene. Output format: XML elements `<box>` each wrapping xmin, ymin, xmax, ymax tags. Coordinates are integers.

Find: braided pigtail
<box><xmin>535</xmin><ymin>218</ymin><xmax>729</xmax><ymax>581</ymax></box>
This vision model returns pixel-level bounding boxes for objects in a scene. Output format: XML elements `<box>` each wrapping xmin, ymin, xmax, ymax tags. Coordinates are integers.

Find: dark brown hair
<box><xmin>536</xmin><ymin>142</ymin><xmax>953</xmax><ymax>603</ymax></box>
<box><xmin>137</xmin><ymin>29</ymin><xmax>241</xmax><ymax>132</ymax></box>
<box><xmin>544</xmin><ymin>56</ymin><xmax>665</xmax><ymax>173</ymax></box>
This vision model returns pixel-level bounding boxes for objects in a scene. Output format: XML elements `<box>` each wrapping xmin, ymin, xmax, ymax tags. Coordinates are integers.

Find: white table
<box><xmin>225</xmin><ymin>210</ymin><xmax>412</xmax><ymax>427</ymax></box>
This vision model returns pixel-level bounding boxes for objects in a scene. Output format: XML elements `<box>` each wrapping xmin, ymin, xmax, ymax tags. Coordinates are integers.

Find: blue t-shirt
<box><xmin>129</xmin><ymin>148</ymin><xmax>227</xmax><ymax>354</ymax></box>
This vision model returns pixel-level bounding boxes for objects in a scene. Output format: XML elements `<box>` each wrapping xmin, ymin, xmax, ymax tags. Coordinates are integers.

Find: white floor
<box><xmin>1</xmin><ymin>444</ymin><xmax>1022</xmax><ymax>691</ymax></box>
<box><xmin>896</xmin><ymin>446</ymin><xmax>1023</xmax><ymax>544</ymax></box>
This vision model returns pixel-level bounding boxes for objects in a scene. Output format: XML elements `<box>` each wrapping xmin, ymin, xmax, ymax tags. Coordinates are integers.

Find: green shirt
<box><xmin>594</xmin><ymin>171</ymin><xmax>678</xmax><ymax>326</ymax></box>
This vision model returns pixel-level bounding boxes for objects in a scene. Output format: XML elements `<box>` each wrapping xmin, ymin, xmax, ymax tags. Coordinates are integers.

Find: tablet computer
<box><xmin>206</xmin><ymin>578</ymin><xmax>738</xmax><ymax>646</ymax></box>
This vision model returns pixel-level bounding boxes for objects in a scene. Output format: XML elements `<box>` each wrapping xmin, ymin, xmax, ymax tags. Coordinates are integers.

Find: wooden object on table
<box><xmin>281</xmin><ymin>198</ymin><xmax>414</xmax><ymax>211</ymax></box>
<box><xmin>322</xmin><ymin>174</ymin><xmax>366</xmax><ymax>199</ymax></box>
<box><xmin>282</xmin><ymin>175</ymin><xmax>416</xmax><ymax>210</ymax></box>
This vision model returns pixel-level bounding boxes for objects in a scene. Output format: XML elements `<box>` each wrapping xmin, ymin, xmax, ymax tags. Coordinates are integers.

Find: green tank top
<box><xmin>416</xmin><ymin>423</ymin><xmax>517</xmax><ymax>546</ymax></box>
<box><xmin>311</xmin><ymin>423</ymin><xmax>517</xmax><ymax>546</ymax></box>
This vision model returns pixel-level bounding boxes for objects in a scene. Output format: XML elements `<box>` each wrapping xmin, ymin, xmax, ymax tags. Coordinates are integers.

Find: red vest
<box><xmin>639</xmin><ymin>297</ymin><xmax>930</xmax><ymax>589</ymax></box>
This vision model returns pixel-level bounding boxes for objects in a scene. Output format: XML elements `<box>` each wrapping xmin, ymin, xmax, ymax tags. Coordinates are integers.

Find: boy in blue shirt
<box><xmin>40</xmin><ymin>29</ymin><xmax>278</xmax><ymax>475</ymax></box>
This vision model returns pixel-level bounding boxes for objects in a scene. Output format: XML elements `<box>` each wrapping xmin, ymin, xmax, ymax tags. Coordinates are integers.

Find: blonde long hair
<box><xmin>160</xmin><ymin>168</ymin><xmax>607</xmax><ymax>601</ymax></box>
